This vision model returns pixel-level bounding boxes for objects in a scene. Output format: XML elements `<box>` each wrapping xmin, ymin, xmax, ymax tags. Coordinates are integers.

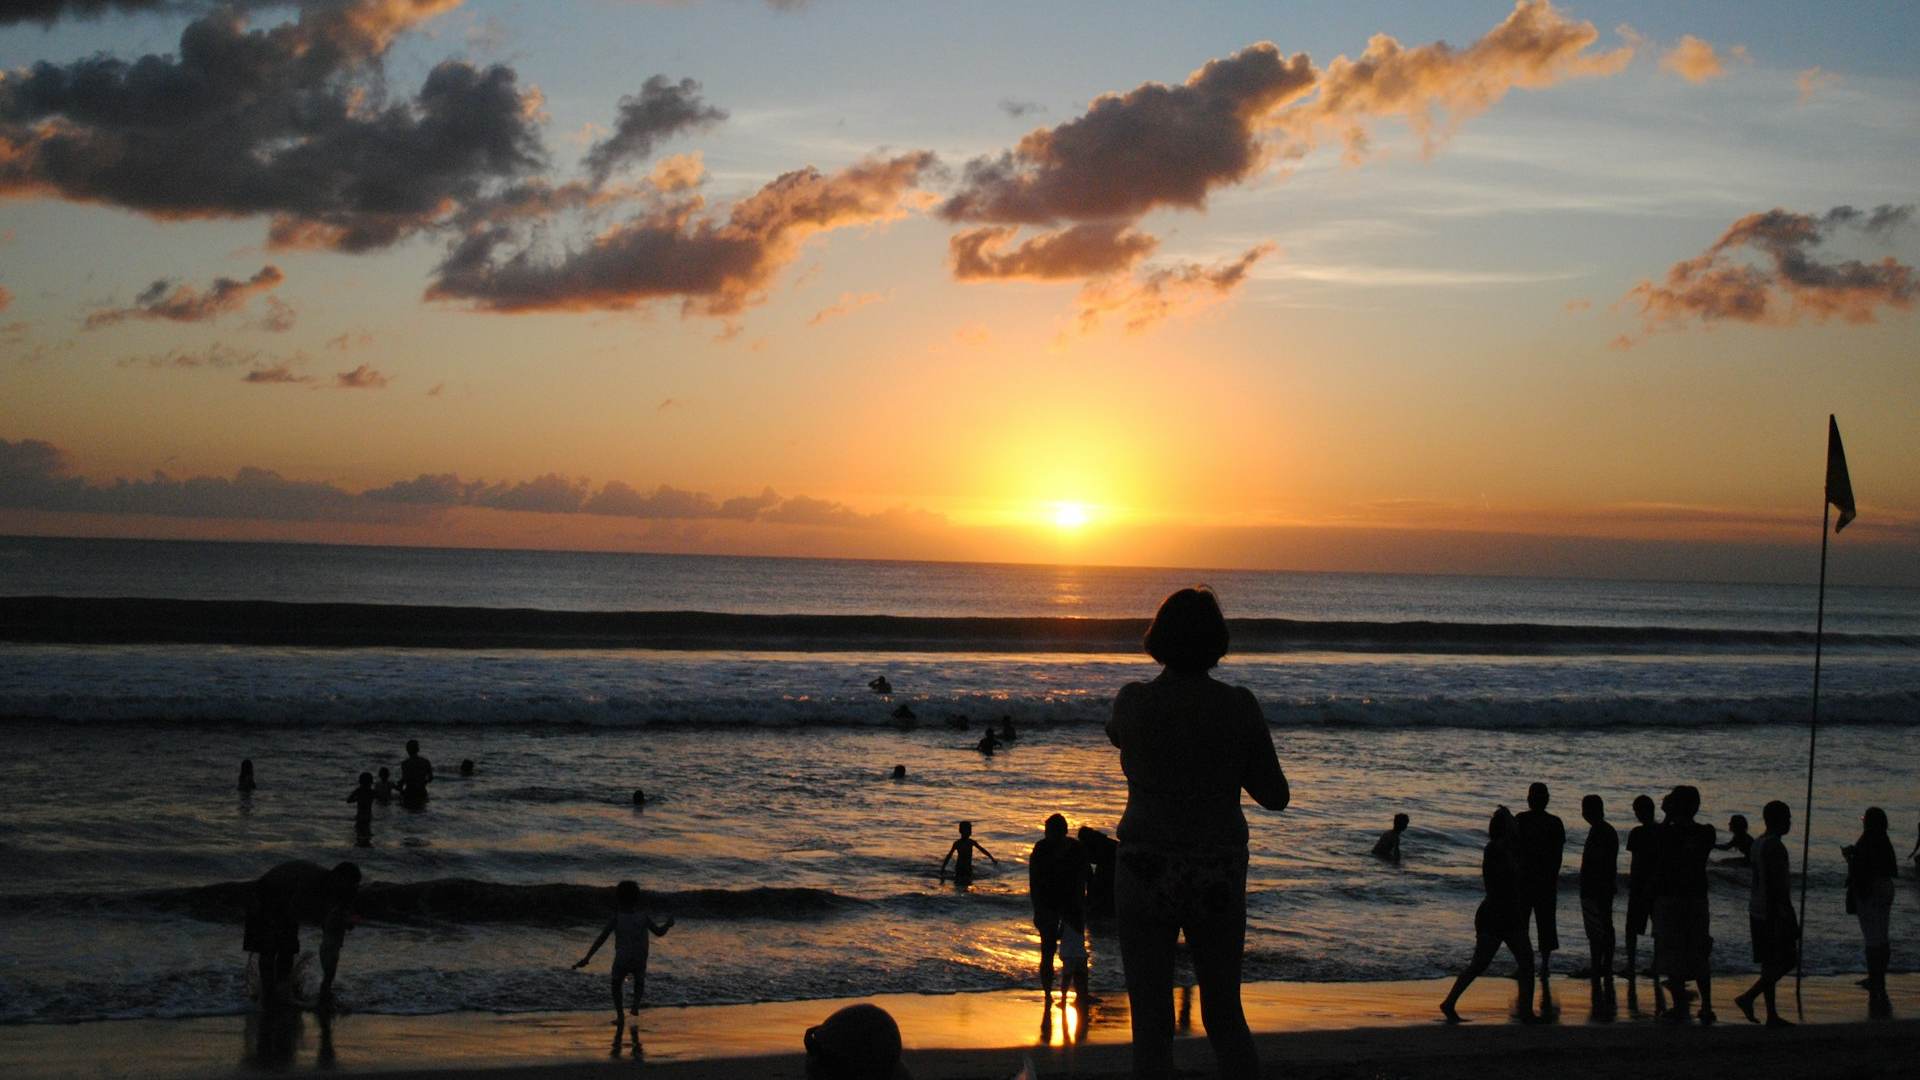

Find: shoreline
<box><xmin>2</xmin><ymin>974</ymin><xmax>1913</xmax><ymax>1079</ymax></box>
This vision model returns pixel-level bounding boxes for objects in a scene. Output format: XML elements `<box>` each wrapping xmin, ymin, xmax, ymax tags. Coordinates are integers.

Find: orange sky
<box><xmin>1</xmin><ymin>2</ymin><xmax>1916</xmax><ymax>583</ymax></box>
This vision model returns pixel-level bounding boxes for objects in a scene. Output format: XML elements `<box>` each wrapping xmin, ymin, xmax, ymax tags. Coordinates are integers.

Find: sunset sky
<box><xmin>2</xmin><ymin>1</ymin><xmax>1916</xmax><ymax>583</ymax></box>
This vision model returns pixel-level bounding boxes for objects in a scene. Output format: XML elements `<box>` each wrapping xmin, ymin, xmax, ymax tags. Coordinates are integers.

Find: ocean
<box><xmin>0</xmin><ymin>535</ymin><xmax>1915</xmax><ymax>1024</ymax></box>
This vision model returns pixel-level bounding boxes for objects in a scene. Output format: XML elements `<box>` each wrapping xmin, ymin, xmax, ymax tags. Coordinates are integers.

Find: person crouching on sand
<box><xmin>1441</xmin><ymin>806</ymin><xmax>1536</xmax><ymax>1023</ymax></box>
<box><xmin>574</xmin><ymin>880</ymin><xmax>673</xmax><ymax>1037</ymax></box>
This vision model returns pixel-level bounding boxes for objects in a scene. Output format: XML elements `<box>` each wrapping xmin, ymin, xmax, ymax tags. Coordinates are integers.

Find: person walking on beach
<box><xmin>1515</xmin><ymin>783</ymin><xmax>1565</xmax><ymax>981</ymax></box>
<box><xmin>574</xmin><ymin>880</ymin><xmax>674</xmax><ymax>1042</ymax></box>
<box><xmin>397</xmin><ymin>739</ymin><xmax>433</xmax><ymax>808</ymax></box>
<box><xmin>1733</xmin><ymin>800</ymin><xmax>1798</xmax><ymax>1027</ymax></box>
<box><xmin>1440</xmin><ymin>806</ymin><xmax>1536</xmax><ymax>1024</ymax></box>
<box><xmin>1029</xmin><ymin>813</ymin><xmax>1088</xmax><ymax>1000</ymax></box>
<box><xmin>1843</xmin><ymin>806</ymin><xmax>1898</xmax><ymax>1007</ymax></box>
<box><xmin>1653</xmin><ymin>785</ymin><xmax>1717</xmax><ymax>1023</ymax></box>
<box><xmin>1373</xmin><ymin>813</ymin><xmax>1410</xmax><ymax>862</ymax></box>
<box><xmin>1623</xmin><ymin>794</ymin><xmax>1663</xmax><ymax>1012</ymax></box>
<box><xmin>1578</xmin><ymin>795</ymin><xmax>1617</xmax><ymax>994</ymax></box>
<box><xmin>939</xmin><ymin>821</ymin><xmax>996</xmax><ymax>885</ymax></box>
<box><xmin>1108</xmin><ymin>586</ymin><xmax>1290</xmax><ymax>1079</ymax></box>
<box><xmin>346</xmin><ymin>771</ymin><xmax>375</xmax><ymax>846</ymax></box>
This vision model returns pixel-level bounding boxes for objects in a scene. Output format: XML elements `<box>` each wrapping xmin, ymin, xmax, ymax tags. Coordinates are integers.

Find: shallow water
<box><xmin>1</xmin><ymin>716</ymin><xmax>1913</xmax><ymax>1022</ymax></box>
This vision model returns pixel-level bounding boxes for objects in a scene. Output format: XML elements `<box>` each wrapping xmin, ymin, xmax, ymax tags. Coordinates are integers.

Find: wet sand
<box><xmin>2</xmin><ymin>974</ymin><xmax>1913</xmax><ymax>1079</ymax></box>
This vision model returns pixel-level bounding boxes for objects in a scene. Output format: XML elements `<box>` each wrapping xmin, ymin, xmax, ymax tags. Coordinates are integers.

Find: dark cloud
<box><xmin>1076</xmin><ymin>243</ymin><xmax>1275</xmax><ymax>332</ymax></box>
<box><xmin>0</xmin><ymin>0</ymin><xmax>176</xmax><ymax>26</ymax></box>
<box><xmin>583</xmin><ymin>76</ymin><xmax>726</xmax><ymax>184</ymax></box>
<box><xmin>426</xmin><ymin>151</ymin><xmax>937</xmax><ymax>317</ymax></box>
<box><xmin>241</xmin><ymin>362</ymin><xmax>312</xmax><ymax>384</ymax></box>
<box><xmin>939</xmin><ymin>1</ymin><xmax>1637</xmax><ymax>332</ymax></box>
<box><xmin>942</xmin><ymin>44</ymin><xmax>1316</xmax><ymax>226</ymax></box>
<box><xmin>475</xmin><ymin>473</ymin><xmax>588</xmax><ymax>514</ymax></box>
<box><xmin>950</xmin><ymin>222</ymin><xmax>1158</xmax><ymax>281</ymax></box>
<box><xmin>84</xmin><ymin>265</ymin><xmax>284</xmax><ymax>328</ymax></box>
<box><xmin>334</xmin><ymin>362</ymin><xmax>389</xmax><ymax>388</ymax></box>
<box><xmin>582</xmin><ymin>481</ymin><xmax>719</xmax><ymax>519</ymax></box>
<box><xmin>0</xmin><ymin>435</ymin><xmax>380</xmax><ymax>521</ymax></box>
<box><xmin>0</xmin><ymin>1</ymin><xmax>542</xmax><ymax>252</ymax></box>
<box><xmin>1622</xmin><ymin>203</ymin><xmax>1918</xmax><ymax>342</ymax></box>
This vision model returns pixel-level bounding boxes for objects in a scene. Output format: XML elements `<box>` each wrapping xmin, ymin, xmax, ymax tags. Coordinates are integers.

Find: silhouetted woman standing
<box><xmin>1108</xmin><ymin>587</ymin><xmax>1289</xmax><ymax>1079</ymax></box>
<box><xmin>1844</xmin><ymin>806</ymin><xmax>1897</xmax><ymax>1001</ymax></box>
<box><xmin>1440</xmin><ymin>806</ymin><xmax>1537</xmax><ymax>1022</ymax></box>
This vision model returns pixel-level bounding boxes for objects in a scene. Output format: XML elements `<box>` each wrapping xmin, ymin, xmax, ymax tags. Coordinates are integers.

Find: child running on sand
<box><xmin>575</xmin><ymin>880</ymin><xmax>674</xmax><ymax>1034</ymax></box>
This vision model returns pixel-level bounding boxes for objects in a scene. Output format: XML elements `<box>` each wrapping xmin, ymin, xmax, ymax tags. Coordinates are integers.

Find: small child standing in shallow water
<box><xmin>346</xmin><ymin>772</ymin><xmax>375</xmax><ymax>846</ymax></box>
<box><xmin>575</xmin><ymin>880</ymin><xmax>673</xmax><ymax>1036</ymax></box>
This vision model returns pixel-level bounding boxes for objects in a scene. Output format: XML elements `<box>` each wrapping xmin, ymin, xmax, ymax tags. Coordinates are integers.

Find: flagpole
<box><xmin>1794</xmin><ymin>487</ymin><xmax>1831</xmax><ymax>1017</ymax></box>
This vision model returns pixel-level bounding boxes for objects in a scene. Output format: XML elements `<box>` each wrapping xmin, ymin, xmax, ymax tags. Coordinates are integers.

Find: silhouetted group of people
<box><xmin>1439</xmin><ymin>780</ymin><xmax>1901</xmax><ymax>1029</ymax></box>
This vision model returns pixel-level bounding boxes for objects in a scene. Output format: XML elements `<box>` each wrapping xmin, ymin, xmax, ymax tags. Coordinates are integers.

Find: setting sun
<box><xmin>1052</xmin><ymin>502</ymin><xmax>1092</xmax><ymax>530</ymax></box>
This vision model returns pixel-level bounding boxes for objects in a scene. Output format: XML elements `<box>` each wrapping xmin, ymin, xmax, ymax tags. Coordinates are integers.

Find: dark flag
<box><xmin>1826</xmin><ymin>415</ymin><xmax>1855</xmax><ymax>533</ymax></box>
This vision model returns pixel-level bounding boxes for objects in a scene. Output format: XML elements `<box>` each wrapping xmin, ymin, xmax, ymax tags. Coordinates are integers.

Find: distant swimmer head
<box><xmin>1392</xmin><ymin>813</ymin><xmax>1410</xmax><ymax>832</ymax></box>
<box><xmin>1144</xmin><ymin>586</ymin><xmax>1229</xmax><ymax>674</ymax></box>
<box><xmin>1489</xmin><ymin>805</ymin><xmax>1515</xmax><ymax>840</ymax></box>
<box><xmin>1633</xmin><ymin>794</ymin><xmax>1656</xmax><ymax>823</ymax></box>
<box><xmin>891</xmin><ymin>765</ymin><xmax>906</xmax><ymax>780</ymax></box>
<box><xmin>1763</xmin><ymin>800</ymin><xmax>1791</xmax><ymax>836</ymax></box>
<box><xmin>1863</xmin><ymin>806</ymin><xmax>1889</xmax><ymax>834</ymax></box>
<box><xmin>804</xmin><ymin>1002</ymin><xmax>904</xmax><ymax>1080</ymax></box>
<box><xmin>1527</xmin><ymin>782</ymin><xmax>1549</xmax><ymax>811</ymax></box>
<box><xmin>406</xmin><ymin>739</ymin><xmax>420</xmax><ymax>756</ymax></box>
<box><xmin>239</xmin><ymin>759</ymin><xmax>254</xmax><ymax>775</ymax></box>
<box><xmin>459</xmin><ymin>759</ymin><xmax>475</xmax><ymax>777</ymax></box>
<box><xmin>958</xmin><ymin>820</ymin><xmax>972</xmax><ymax>837</ymax></box>
<box><xmin>358</xmin><ymin>771</ymin><xmax>373</xmax><ymax>787</ymax></box>
<box><xmin>632</xmin><ymin>788</ymin><xmax>646</xmax><ymax>807</ymax></box>
<box><xmin>1581</xmin><ymin>794</ymin><xmax>1603</xmax><ymax>823</ymax></box>
<box><xmin>378</xmin><ymin>766</ymin><xmax>390</xmax><ymax>780</ymax></box>
<box><xmin>615</xmin><ymin>879</ymin><xmax>640</xmax><ymax>910</ymax></box>
<box><xmin>1045</xmin><ymin>813</ymin><xmax>1068</xmax><ymax>838</ymax></box>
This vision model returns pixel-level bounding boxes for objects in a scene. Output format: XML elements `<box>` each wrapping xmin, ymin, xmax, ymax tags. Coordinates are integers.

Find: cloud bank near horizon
<box><xmin>0</xmin><ymin>435</ymin><xmax>942</xmax><ymax>531</ymax></box>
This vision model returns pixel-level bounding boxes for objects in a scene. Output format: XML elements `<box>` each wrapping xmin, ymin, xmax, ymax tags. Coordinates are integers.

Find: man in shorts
<box><xmin>1733</xmin><ymin>801</ymin><xmax>1798</xmax><ymax>1027</ymax></box>
<box><xmin>1623</xmin><ymin>794</ymin><xmax>1664</xmax><ymax>1014</ymax></box>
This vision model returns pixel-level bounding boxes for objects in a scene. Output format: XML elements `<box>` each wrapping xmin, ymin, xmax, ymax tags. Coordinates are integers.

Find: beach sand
<box><xmin>2</xmin><ymin>974</ymin><xmax>1912</xmax><ymax>1079</ymax></box>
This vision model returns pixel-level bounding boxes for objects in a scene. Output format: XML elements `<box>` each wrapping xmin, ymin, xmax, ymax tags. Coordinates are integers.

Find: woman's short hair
<box><xmin>1143</xmin><ymin>586</ymin><xmax>1229</xmax><ymax>673</ymax></box>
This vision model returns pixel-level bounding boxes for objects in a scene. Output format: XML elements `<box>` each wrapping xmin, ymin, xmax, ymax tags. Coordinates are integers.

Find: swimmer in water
<box><xmin>868</xmin><ymin>676</ymin><xmax>892</xmax><ymax>695</ymax></box>
<box><xmin>238</xmin><ymin>759</ymin><xmax>256</xmax><ymax>794</ymax></box>
<box><xmin>632</xmin><ymin>788</ymin><xmax>646</xmax><ymax>808</ymax></box>
<box><xmin>891</xmin><ymin>704</ymin><xmax>916</xmax><ymax>721</ymax></box>
<box><xmin>1716</xmin><ymin>814</ymin><xmax>1753</xmax><ymax>866</ymax></box>
<box><xmin>939</xmin><ymin>820</ymin><xmax>997</xmax><ymax>885</ymax></box>
<box><xmin>976</xmin><ymin>730</ymin><xmax>1000</xmax><ymax>756</ymax></box>
<box><xmin>1373</xmin><ymin>813</ymin><xmax>1410</xmax><ymax>862</ymax></box>
<box><xmin>373</xmin><ymin>767</ymin><xmax>394</xmax><ymax>803</ymax></box>
<box><xmin>459</xmin><ymin>759</ymin><xmax>476</xmax><ymax>778</ymax></box>
<box><xmin>891</xmin><ymin>765</ymin><xmax>907</xmax><ymax>780</ymax></box>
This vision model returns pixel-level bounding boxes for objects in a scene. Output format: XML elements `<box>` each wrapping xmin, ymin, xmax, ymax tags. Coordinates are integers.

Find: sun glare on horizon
<box><xmin>1052</xmin><ymin>502</ymin><xmax>1092</xmax><ymax>531</ymax></box>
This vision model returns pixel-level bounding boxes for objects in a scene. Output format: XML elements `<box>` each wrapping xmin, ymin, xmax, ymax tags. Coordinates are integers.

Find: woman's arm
<box><xmin>649</xmin><ymin>916</ymin><xmax>674</xmax><ymax>935</ymax></box>
<box><xmin>1239</xmin><ymin>689</ymin><xmax>1289</xmax><ymax>811</ymax></box>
